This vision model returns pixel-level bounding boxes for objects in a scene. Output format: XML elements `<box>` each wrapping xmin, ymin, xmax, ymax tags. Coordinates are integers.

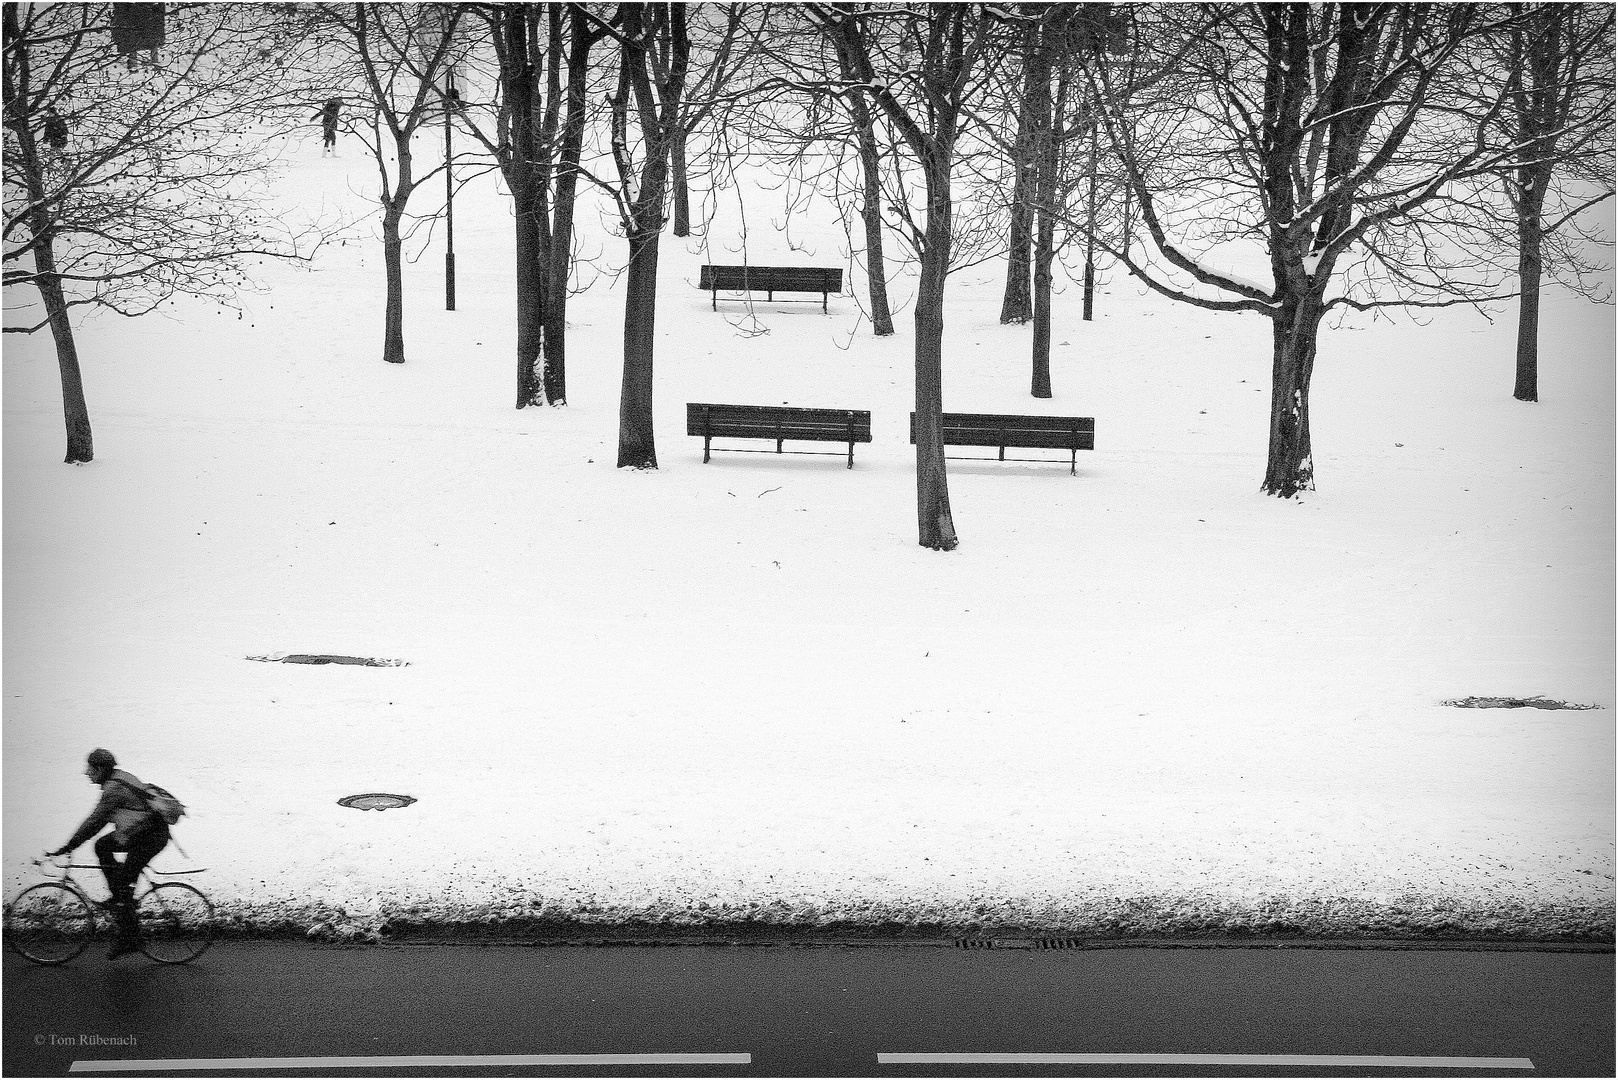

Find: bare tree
<box><xmin>1090</xmin><ymin>3</ymin><xmax>1565</xmax><ymax>498</ymax></box>
<box><xmin>322</xmin><ymin>2</ymin><xmax>463</xmax><ymax>367</ymax></box>
<box><xmin>998</xmin><ymin>15</ymin><xmax>1039</xmax><ymax>325</ymax></box>
<box><xmin>3</xmin><ymin>2</ymin><xmax>319</xmax><ymax>462</ymax></box>
<box><xmin>541</xmin><ymin>4</ymin><xmax>610</xmax><ymax>406</ymax></box>
<box><xmin>1024</xmin><ymin>6</ymin><xmax>1073</xmax><ymax>397</ymax></box>
<box><xmin>598</xmin><ymin>3</ymin><xmax>688</xmax><ymax>469</ymax></box>
<box><xmin>810</xmin><ymin>3</ymin><xmax>1003</xmax><ymax>550</ymax></box>
<box><xmin>669</xmin><ymin>5</ymin><xmax>748</xmax><ymax>239</ymax></box>
<box><xmin>837</xmin><ymin>48</ymin><xmax>898</xmax><ymax>336</ymax></box>
<box><xmin>999</xmin><ymin>2</ymin><xmax>1131</xmax><ymax>330</ymax></box>
<box><xmin>1489</xmin><ymin>3</ymin><xmax>1614</xmax><ymax>402</ymax></box>
<box><xmin>1027</xmin><ymin>3</ymin><xmax>1136</xmax><ymax>398</ymax></box>
<box><xmin>454</xmin><ymin>2</ymin><xmax>610</xmax><ymax>407</ymax></box>
<box><xmin>740</xmin><ymin>10</ymin><xmax>899</xmax><ymax>337</ymax></box>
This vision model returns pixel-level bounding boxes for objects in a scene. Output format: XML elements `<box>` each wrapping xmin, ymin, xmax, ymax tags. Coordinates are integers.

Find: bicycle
<box><xmin>5</xmin><ymin>855</ymin><xmax>215</xmax><ymax>965</ymax></box>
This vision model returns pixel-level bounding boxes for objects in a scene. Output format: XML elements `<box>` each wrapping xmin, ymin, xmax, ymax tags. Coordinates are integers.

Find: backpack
<box><xmin>143</xmin><ymin>784</ymin><xmax>186</xmax><ymax>825</ymax></box>
<box><xmin>116</xmin><ymin>778</ymin><xmax>186</xmax><ymax>826</ymax></box>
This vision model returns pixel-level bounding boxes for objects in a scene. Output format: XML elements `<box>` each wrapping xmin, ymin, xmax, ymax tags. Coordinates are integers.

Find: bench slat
<box><xmin>920</xmin><ymin>412</ymin><xmax>1096</xmax><ymax>433</ymax></box>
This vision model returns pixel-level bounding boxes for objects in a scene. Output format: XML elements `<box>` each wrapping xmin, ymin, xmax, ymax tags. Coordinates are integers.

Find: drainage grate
<box><xmin>1036</xmin><ymin>938</ymin><xmax>1084</xmax><ymax>949</ymax></box>
<box><xmin>955</xmin><ymin>938</ymin><xmax>1035</xmax><ymax>950</ymax></box>
<box><xmin>338</xmin><ymin>793</ymin><xmax>416</xmax><ymax>811</ymax></box>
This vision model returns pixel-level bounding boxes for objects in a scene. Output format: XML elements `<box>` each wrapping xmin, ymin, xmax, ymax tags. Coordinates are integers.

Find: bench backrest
<box><xmin>910</xmin><ymin>412</ymin><xmax>1096</xmax><ymax>450</ymax></box>
<box><xmin>699</xmin><ymin>265</ymin><xmax>844</xmax><ymax>294</ymax></box>
<box><xmin>688</xmin><ymin>403</ymin><xmax>871</xmax><ymax>442</ymax></box>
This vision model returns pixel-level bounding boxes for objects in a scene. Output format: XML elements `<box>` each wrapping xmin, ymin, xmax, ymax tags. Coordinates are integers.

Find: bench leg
<box><xmin>1071</xmin><ymin>448</ymin><xmax>1077</xmax><ymax>475</ymax></box>
<box><xmin>847</xmin><ymin>441</ymin><xmax>854</xmax><ymax>469</ymax></box>
<box><xmin>703</xmin><ymin>435</ymin><xmax>711</xmax><ymax>464</ymax></box>
<box><xmin>823</xmin><ymin>292</ymin><xmax>828</xmax><ymax>314</ymax></box>
<box><xmin>711</xmin><ymin>288</ymin><xmax>717</xmax><ymax>312</ymax></box>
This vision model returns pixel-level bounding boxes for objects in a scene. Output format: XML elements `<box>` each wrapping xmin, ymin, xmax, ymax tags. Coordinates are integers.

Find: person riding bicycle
<box><xmin>46</xmin><ymin>749</ymin><xmax>170</xmax><ymax>960</ymax></box>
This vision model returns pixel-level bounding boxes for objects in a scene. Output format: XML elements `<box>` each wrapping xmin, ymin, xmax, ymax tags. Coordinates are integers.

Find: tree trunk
<box><xmin>850</xmin><ymin>96</ymin><xmax>894</xmax><ymax>336</ymax></box>
<box><xmin>671</xmin><ymin>124</ymin><xmax>690</xmax><ymax>238</ymax></box>
<box><xmin>1031</xmin><ymin>215</ymin><xmax>1053</xmax><ymax>399</ymax></box>
<box><xmin>505</xmin><ymin>5</ymin><xmax>544</xmax><ymax>407</ymax></box>
<box><xmin>612</xmin><ymin>3</ymin><xmax>683</xmax><ymax>470</ymax></box>
<box><xmin>617</xmin><ymin>229</ymin><xmax>660</xmax><ymax>469</ymax></box>
<box><xmin>513</xmin><ymin>177</ymin><xmax>545</xmax><ymax>406</ymax></box>
<box><xmin>529</xmin><ymin>2</ymin><xmax>560</xmax><ymax>400</ymax></box>
<box><xmin>381</xmin><ymin>206</ymin><xmax>406</xmax><ymax>365</ymax></box>
<box><xmin>915</xmin><ymin>154</ymin><xmax>958</xmax><ymax>550</ymax></box>
<box><xmin>37</xmin><ymin>243</ymin><xmax>94</xmax><ymax>462</ymax></box>
<box><xmin>999</xmin><ymin>22</ymin><xmax>1039</xmax><ymax>325</ymax></box>
<box><xmin>1514</xmin><ymin>172</ymin><xmax>1547</xmax><ymax>403</ymax></box>
<box><xmin>542</xmin><ymin>8</ymin><xmax>596</xmax><ymax>408</ymax></box>
<box><xmin>1082</xmin><ymin>121</ymin><xmax>1097</xmax><ymax>322</ymax></box>
<box><xmin>833</xmin><ymin>44</ymin><xmax>895</xmax><ymax>338</ymax></box>
<box><xmin>1029</xmin><ymin>28</ymin><xmax>1060</xmax><ymax>399</ymax></box>
<box><xmin>1261</xmin><ymin>294</ymin><xmax>1325</xmax><ymax>498</ymax></box>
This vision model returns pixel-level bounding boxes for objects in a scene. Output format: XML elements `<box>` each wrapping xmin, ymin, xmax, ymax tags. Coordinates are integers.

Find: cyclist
<box><xmin>46</xmin><ymin>749</ymin><xmax>170</xmax><ymax>960</ymax></box>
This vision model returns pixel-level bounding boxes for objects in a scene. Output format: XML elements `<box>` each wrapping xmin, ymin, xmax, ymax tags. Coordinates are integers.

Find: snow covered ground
<box><xmin>4</xmin><ymin>135</ymin><xmax>1614</xmax><ymax>942</ymax></box>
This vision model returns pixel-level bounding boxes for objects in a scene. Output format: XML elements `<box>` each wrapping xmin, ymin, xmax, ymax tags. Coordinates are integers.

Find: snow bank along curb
<box><xmin>213</xmin><ymin>895</ymin><xmax>1615</xmax><ymax>945</ymax></box>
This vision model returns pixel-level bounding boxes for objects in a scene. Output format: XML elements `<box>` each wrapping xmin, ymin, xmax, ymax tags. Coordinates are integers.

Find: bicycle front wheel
<box><xmin>137</xmin><ymin>882</ymin><xmax>215</xmax><ymax>964</ymax></box>
<box><xmin>5</xmin><ymin>882</ymin><xmax>94</xmax><ymax>965</ymax></box>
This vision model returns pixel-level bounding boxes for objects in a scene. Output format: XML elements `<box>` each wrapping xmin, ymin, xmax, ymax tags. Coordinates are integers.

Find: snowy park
<box><xmin>3</xmin><ymin>3</ymin><xmax>1614</xmax><ymax>944</ymax></box>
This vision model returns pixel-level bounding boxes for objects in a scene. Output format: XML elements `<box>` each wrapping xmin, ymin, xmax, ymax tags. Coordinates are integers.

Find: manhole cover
<box><xmin>338</xmin><ymin>793</ymin><xmax>416</xmax><ymax>811</ymax></box>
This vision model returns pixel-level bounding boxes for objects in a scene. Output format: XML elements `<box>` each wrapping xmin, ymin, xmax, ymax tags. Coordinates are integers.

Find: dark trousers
<box><xmin>95</xmin><ymin>827</ymin><xmax>169</xmax><ymax>936</ymax></box>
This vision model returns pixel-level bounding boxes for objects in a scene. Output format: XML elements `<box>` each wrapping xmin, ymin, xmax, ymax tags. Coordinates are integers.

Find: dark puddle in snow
<box><xmin>248</xmin><ymin>654</ymin><xmax>408</xmax><ymax>667</ymax></box>
<box><xmin>1442</xmin><ymin>696</ymin><xmax>1601</xmax><ymax>710</ymax></box>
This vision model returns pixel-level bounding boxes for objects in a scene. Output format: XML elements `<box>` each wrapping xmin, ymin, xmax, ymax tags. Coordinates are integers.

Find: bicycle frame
<box><xmin>36</xmin><ymin>858</ymin><xmax>206</xmax><ymax>897</ymax></box>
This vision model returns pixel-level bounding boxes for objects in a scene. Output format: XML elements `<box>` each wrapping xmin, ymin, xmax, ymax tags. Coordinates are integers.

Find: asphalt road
<box><xmin>4</xmin><ymin>941</ymin><xmax>1612</xmax><ymax>1078</ymax></box>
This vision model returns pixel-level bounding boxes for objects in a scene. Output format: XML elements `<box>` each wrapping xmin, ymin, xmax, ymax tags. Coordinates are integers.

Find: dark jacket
<box><xmin>63</xmin><ymin>769</ymin><xmax>158</xmax><ymax>850</ymax></box>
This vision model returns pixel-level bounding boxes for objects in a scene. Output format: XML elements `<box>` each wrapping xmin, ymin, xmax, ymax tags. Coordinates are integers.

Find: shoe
<box><xmin>106</xmin><ymin>938</ymin><xmax>139</xmax><ymax>961</ymax></box>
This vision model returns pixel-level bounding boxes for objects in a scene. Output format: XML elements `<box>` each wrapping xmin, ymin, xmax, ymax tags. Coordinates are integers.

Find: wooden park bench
<box><xmin>910</xmin><ymin>412</ymin><xmax>1096</xmax><ymax>474</ymax></box>
<box><xmin>698</xmin><ymin>265</ymin><xmax>843</xmax><ymax>313</ymax></box>
<box><xmin>687</xmin><ymin>403</ymin><xmax>872</xmax><ymax>469</ymax></box>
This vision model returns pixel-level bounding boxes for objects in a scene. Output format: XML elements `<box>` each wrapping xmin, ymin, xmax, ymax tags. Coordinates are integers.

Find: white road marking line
<box><xmin>878</xmin><ymin>1053</ymin><xmax>1535</xmax><ymax>1069</ymax></box>
<box><xmin>70</xmin><ymin>1053</ymin><xmax>751</xmax><ymax>1072</ymax></box>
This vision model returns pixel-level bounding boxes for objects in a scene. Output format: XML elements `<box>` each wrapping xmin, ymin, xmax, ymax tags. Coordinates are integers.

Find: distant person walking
<box><xmin>314</xmin><ymin>97</ymin><xmax>342</xmax><ymax>154</ymax></box>
<box><xmin>46</xmin><ymin>749</ymin><xmax>171</xmax><ymax>960</ymax></box>
<box><xmin>40</xmin><ymin>105</ymin><xmax>68</xmax><ymax>151</ymax></box>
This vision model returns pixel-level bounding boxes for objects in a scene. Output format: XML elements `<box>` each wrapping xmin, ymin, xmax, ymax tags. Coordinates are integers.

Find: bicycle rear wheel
<box><xmin>137</xmin><ymin>882</ymin><xmax>215</xmax><ymax>964</ymax></box>
<box><xmin>5</xmin><ymin>882</ymin><xmax>94</xmax><ymax>965</ymax></box>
